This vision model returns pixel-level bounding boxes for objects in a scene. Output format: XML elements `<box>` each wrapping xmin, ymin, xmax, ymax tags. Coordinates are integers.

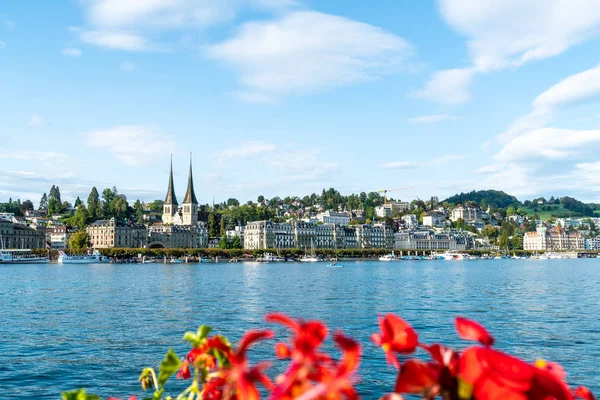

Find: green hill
<box><xmin>444</xmin><ymin>190</ymin><xmax>519</xmax><ymax>209</ymax></box>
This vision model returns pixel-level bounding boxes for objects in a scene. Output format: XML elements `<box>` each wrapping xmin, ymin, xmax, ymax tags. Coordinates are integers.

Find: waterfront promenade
<box><xmin>1</xmin><ymin>259</ymin><xmax>598</xmax><ymax>398</ymax></box>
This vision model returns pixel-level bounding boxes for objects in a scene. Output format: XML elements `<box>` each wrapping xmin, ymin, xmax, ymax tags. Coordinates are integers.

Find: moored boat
<box><xmin>0</xmin><ymin>249</ymin><xmax>49</xmax><ymax>264</ymax></box>
<box><xmin>58</xmin><ymin>249</ymin><xmax>109</xmax><ymax>264</ymax></box>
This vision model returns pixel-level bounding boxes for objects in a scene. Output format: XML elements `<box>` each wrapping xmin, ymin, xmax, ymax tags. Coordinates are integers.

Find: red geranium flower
<box><xmin>371</xmin><ymin>314</ymin><xmax>419</xmax><ymax>368</ymax></box>
<box><xmin>455</xmin><ymin>317</ymin><xmax>495</xmax><ymax>346</ymax></box>
<box><xmin>575</xmin><ymin>386</ymin><xmax>596</xmax><ymax>400</ymax></box>
<box><xmin>177</xmin><ymin>360</ymin><xmax>191</xmax><ymax>380</ymax></box>
<box><xmin>394</xmin><ymin>359</ymin><xmax>441</xmax><ymax>396</ymax></box>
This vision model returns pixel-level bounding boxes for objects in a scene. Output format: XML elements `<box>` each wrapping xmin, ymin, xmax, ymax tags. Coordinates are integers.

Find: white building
<box><xmin>0</xmin><ymin>212</ymin><xmax>14</xmax><ymax>221</ymax></box>
<box><xmin>244</xmin><ymin>221</ymin><xmax>295</xmax><ymax>250</ymax></box>
<box><xmin>48</xmin><ymin>225</ymin><xmax>72</xmax><ymax>249</ymax></box>
<box><xmin>316</xmin><ymin>211</ymin><xmax>350</xmax><ymax>226</ymax></box>
<box><xmin>226</xmin><ymin>226</ymin><xmax>244</xmax><ymax>247</ymax></box>
<box><xmin>451</xmin><ymin>205</ymin><xmax>482</xmax><ymax>222</ymax></box>
<box><xmin>401</xmin><ymin>214</ymin><xmax>418</xmax><ymax>228</ymax></box>
<box><xmin>394</xmin><ymin>230</ymin><xmax>475</xmax><ymax>251</ymax></box>
<box><xmin>422</xmin><ymin>212</ymin><xmax>447</xmax><ymax>228</ymax></box>
<box><xmin>523</xmin><ymin>227</ymin><xmax>584</xmax><ymax>251</ymax></box>
<box><xmin>375</xmin><ymin>202</ymin><xmax>411</xmax><ymax>218</ymax></box>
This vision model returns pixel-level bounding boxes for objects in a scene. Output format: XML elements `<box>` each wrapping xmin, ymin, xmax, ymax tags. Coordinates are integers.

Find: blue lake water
<box><xmin>1</xmin><ymin>259</ymin><xmax>599</xmax><ymax>399</ymax></box>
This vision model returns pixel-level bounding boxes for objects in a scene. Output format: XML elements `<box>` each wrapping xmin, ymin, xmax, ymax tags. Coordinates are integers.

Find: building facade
<box><xmin>375</xmin><ymin>202</ymin><xmax>411</xmax><ymax>218</ymax></box>
<box><xmin>451</xmin><ymin>205</ymin><xmax>482</xmax><ymax>222</ymax></box>
<box><xmin>394</xmin><ymin>230</ymin><xmax>475</xmax><ymax>251</ymax></box>
<box><xmin>148</xmin><ymin>224</ymin><xmax>208</xmax><ymax>248</ymax></box>
<box><xmin>244</xmin><ymin>221</ymin><xmax>295</xmax><ymax>250</ymax></box>
<box><xmin>422</xmin><ymin>212</ymin><xmax>447</xmax><ymax>228</ymax></box>
<box><xmin>48</xmin><ymin>225</ymin><xmax>74</xmax><ymax>249</ymax></box>
<box><xmin>315</xmin><ymin>211</ymin><xmax>350</xmax><ymax>226</ymax></box>
<box><xmin>523</xmin><ymin>227</ymin><xmax>585</xmax><ymax>251</ymax></box>
<box><xmin>0</xmin><ymin>219</ymin><xmax>46</xmax><ymax>249</ymax></box>
<box><xmin>87</xmin><ymin>219</ymin><xmax>148</xmax><ymax>248</ymax></box>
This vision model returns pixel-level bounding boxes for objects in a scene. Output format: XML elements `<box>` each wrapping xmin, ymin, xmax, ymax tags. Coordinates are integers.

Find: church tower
<box><xmin>162</xmin><ymin>156</ymin><xmax>178</xmax><ymax>224</ymax></box>
<box><xmin>182</xmin><ymin>154</ymin><xmax>199</xmax><ymax>225</ymax></box>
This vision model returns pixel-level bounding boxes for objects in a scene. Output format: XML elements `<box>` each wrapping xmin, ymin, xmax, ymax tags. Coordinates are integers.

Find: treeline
<box><xmin>444</xmin><ymin>190</ymin><xmax>519</xmax><ymax>209</ymax></box>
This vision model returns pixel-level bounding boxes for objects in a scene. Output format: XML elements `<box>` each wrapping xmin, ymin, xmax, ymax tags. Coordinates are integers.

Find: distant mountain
<box><xmin>443</xmin><ymin>190</ymin><xmax>520</xmax><ymax>209</ymax></box>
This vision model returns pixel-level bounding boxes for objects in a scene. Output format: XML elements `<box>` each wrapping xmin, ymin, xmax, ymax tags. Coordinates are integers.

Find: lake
<box><xmin>1</xmin><ymin>259</ymin><xmax>599</xmax><ymax>398</ymax></box>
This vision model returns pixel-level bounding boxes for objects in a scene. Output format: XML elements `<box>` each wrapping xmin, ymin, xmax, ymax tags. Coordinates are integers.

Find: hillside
<box><xmin>443</xmin><ymin>190</ymin><xmax>519</xmax><ymax>209</ymax></box>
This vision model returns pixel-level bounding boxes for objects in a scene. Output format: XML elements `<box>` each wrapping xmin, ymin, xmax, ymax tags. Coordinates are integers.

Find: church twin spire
<box><xmin>162</xmin><ymin>154</ymin><xmax>198</xmax><ymax>225</ymax></box>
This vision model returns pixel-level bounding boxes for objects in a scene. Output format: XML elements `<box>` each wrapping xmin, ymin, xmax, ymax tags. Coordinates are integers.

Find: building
<box><xmin>451</xmin><ymin>205</ymin><xmax>482</xmax><ymax>222</ymax></box>
<box><xmin>87</xmin><ymin>218</ymin><xmax>148</xmax><ymax>248</ymax></box>
<box><xmin>316</xmin><ymin>211</ymin><xmax>350</xmax><ymax>226</ymax></box>
<box><xmin>0</xmin><ymin>212</ymin><xmax>14</xmax><ymax>221</ymax></box>
<box><xmin>375</xmin><ymin>202</ymin><xmax>411</xmax><ymax>218</ymax></box>
<box><xmin>523</xmin><ymin>227</ymin><xmax>585</xmax><ymax>251</ymax></box>
<box><xmin>148</xmin><ymin>224</ymin><xmax>208</xmax><ymax>248</ymax></box>
<box><xmin>401</xmin><ymin>214</ymin><xmax>418</xmax><ymax>228</ymax></box>
<box><xmin>244</xmin><ymin>221</ymin><xmax>295</xmax><ymax>250</ymax></box>
<box><xmin>585</xmin><ymin>237</ymin><xmax>600</xmax><ymax>251</ymax></box>
<box><xmin>226</xmin><ymin>226</ymin><xmax>245</xmax><ymax>247</ymax></box>
<box><xmin>355</xmin><ymin>224</ymin><xmax>394</xmax><ymax>249</ymax></box>
<box><xmin>422</xmin><ymin>211</ymin><xmax>447</xmax><ymax>228</ymax></box>
<box><xmin>0</xmin><ymin>219</ymin><xmax>46</xmax><ymax>249</ymax></box>
<box><xmin>394</xmin><ymin>230</ymin><xmax>475</xmax><ymax>251</ymax></box>
<box><xmin>48</xmin><ymin>225</ymin><xmax>75</xmax><ymax>249</ymax></box>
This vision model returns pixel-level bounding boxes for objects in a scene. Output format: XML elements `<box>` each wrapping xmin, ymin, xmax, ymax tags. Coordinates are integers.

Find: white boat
<box><xmin>58</xmin><ymin>249</ymin><xmax>109</xmax><ymax>264</ymax></box>
<box><xmin>379</xmin><ymin>252</ymin><xmax>397</xmax><ymax>261</ymax></box>
<box><xmin>0</xmin><ymin>249</ymin><xmax>49</xmax><ymax>264</ymax></box>
<box><xmin>300</xmin><ymin>239</ymin><xmax>321</xmax><ymax>262</ymax></box>
<box><xmin>257</xmin><ymin>252</ymin><xmax>285</xmax><ymax>262</ymax></box>
<box><xmin>170</xmin><ymin>258</ymin><xmax>184</xmax><ymax>263</ymax></box>
<box><xmin>142</xmin><ymin>258</ymin><xmax>156</xmax><ymax>264</ymax></box>
<box><xmin>441</xmin><ymin>252</ymin><xmax>465</xmax><ymax>261</ymax></box>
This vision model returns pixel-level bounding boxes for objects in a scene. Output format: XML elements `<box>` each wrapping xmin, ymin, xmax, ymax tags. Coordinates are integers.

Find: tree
<box><xmin>149</xmin><ymin>200</ymin><xmax>164</xmax><ymax>213</ymax></box>
<box><xmin>226</xmin><ymin>198</ymin><xmax>240</xmax><ymax>207</ymax></box>
<box><xmin>74</xmin><ymin>197</ymin><xmax>82</xmax><ymax>208</ymax></box>
<box><xmin>62</xmin><ymin>201</ymin><xmax>72</xmax><ymax>212</ymax></box>
<box><xmin>87</xmin><ymin>187</ymin><xmax>101</xmax><ymax>220</ymax></box>
<box><xmin>68</xmin><ymin>231</ymin><xmax>91</xmax><ymax>251</ymax></box>
<box><xmin>220</xmin><ymin>215</ymin><xmax>226</xmax><ymax>235</ymax></box>
<box><xmin>207</xmin><ymin>213</ymin><xmax>217</xmax><ymax>237</ymax></box>
<box><xmin>133</xmin><ymin>199</ymin><xmax>144</xmax><ymax>224</ymax></box>
<box><xmin>506</xmin><ymin>206</ymin><xmax>516</xmax><ymax>217</ymax></box>
<box><xmin>48</xmin><ymin>185</ymin><xmax>64</xmax><ymax>214</ymax></box>
<box><xmin>110</xmin><ymin>195</ymin><xmax>129</xmax><ymax>220</ymax></box>
<box><xmin>231</xmin><ymin>236</ymin><xmax>242</xmax><ymax>249</ymax></box>
<box><xmin>39</xmin><ymin>193</ymin><xmax>48</xmax><ymax>210</ymax></box>
<box><xmin>218</xmin><ymin>235</ymin><xmax>229</xmax><ymax>249</ymax></box>
<box><xmin>20</xmin><ymin>199</ymin><xmax>34</xmax><ymax>214</ymax></box>
<box><xmin>73</xmin><ymin>204</ymin><xmax>88</xmax><ymax>230</ymax></box>
<box><xmin>257</xmin><ymin>195</ymin><xmax>265</xmax><ymax>204</ymax></box>
<box><xmin>101</xmin><ymin>187</ymin><xmax>117</xmax><ymax>217</ymax></box>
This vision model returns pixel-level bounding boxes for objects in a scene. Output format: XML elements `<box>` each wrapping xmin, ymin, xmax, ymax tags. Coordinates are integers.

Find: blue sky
<box><xmin>2</xmin><ymin>0</ymin><xmax>600</xmax><ymax>206</ymax></box>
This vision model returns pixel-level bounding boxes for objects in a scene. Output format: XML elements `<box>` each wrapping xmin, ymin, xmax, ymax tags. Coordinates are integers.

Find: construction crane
<box><xmin>378</xmin><ymin>187</ymin><xmax>414</xmax><ymax>204</ymax></box>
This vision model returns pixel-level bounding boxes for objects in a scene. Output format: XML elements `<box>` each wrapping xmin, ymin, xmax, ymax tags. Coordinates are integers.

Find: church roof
<box><xmin>183</xmin><ymin>156</ymin><xmax>198</xmax><ymax>204</ymax></box>
<box><xmin>164</xmin><ymin>156</ymin><xmax>178</xmax><ymax>205</ymax></box>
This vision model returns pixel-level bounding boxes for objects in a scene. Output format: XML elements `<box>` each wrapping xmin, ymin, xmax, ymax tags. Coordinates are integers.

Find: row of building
<box><xmin>523</xmin><ymin>227</ymin><xmax>585</xmax><ymax>251</ymax></box>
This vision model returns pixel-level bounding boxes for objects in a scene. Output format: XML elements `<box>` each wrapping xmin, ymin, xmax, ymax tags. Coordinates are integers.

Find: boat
<box><xmin>0</xmin><ymin>249</ymin><xmax>49</xmax><ymax>264</ymax></box>
<box><xmin>142</xmin><ymin>258</ymin><xmax>156</xmax><ymax>264</ymax></box>
<box><xmin>326</xmin><ymin>262</ymin><xmax>343</xmax><ymax>268</ymax></box>
<box><xmin>379</xmin><ymin>252</ymin><xmax>397</xmax><ymax>261</ymax></box>
<box><xmin>58</xmin><ymin>249</ymin><xmax>109</xmax><ymax>264</ymax></box>
<box><xmin>170</xmin><ymin>258</ymin><xmax>184</xmax><ymax>263</ymax></box>
<box><xmin>441</xmin><ymin>252</ymin><xmax>465</xmax><ymax>261</ymax></box>
<box><xmin>257</xmin><ymin>252</ymin><xmax>285</xmax><ymax>262</ymax></box>
<box><xmin>300</xmin><ymin>239</ymin><xmax>321</xmax><ymax>262</ymax></box>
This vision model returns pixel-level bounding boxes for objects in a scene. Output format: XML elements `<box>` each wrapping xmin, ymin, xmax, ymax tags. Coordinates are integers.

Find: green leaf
<box><xmin>61</xmin><ymin>389</ymin><xmax>100</xmax><ymax>400</ymax></box>
<box><xmin>197</xmin><ymin>325</ymin><xmax>212</xmax><ymax>341</ymax></box>
<box><xmin>183</xmin><ymin>331</ymin><xmax>199</xmax><ymax>346</ymax></box>
<box><xmin>158</xmin><ymin>348</ymin><xmax>182</xmax><ymax>388</ymax></box>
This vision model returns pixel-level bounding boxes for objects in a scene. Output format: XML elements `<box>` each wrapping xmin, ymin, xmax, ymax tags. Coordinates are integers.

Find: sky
<box><xmin>2</xmin><ymin>0</ymin><xmax>600</xmax><ymax>206</ymax></box>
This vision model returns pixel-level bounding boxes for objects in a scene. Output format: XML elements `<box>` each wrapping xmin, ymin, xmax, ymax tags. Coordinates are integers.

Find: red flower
<box><xmin>459</xmin><ymin>347</ymin><xmax>572</xmax><ymax>400</ymax></box>
<box><xmin>394</xmin><ymin>359</ymin><xmax>440</xmax><ymax>395</ymax></box>
<box><xmin>177</xmin><ymin>360</ymin><xmax>191</xmax><ymax>380</ymax></box>
<box><xmin>275</xmin><ymin>342</ymin><xmax>292</xmax><ymax>359</ymax></box>
<box><xmin>266</xmin><ymin>313</ymin><xmax>328</xmax><ymax>360</ymax></box>
<box><xmin>371</xmin><ymin>314</ymin><xmax>418</xmax><ymax>368</ymax></box>
<box><xmin>455</xmin><ymin>317</ymin><xmax>495</xmax><ymax>346</ymax></box>
<box><xmin>575</xmin><ymin>386</ymin><xmax>596</xmax><ymax>400</ymax></box>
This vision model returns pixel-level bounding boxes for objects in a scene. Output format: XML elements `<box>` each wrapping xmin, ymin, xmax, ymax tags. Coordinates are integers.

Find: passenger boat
<box><xmin>441</xmin><ymin>252</ymin><xmax>465</xmax><ymax>261</ymax></box>
<box><xmin>378</xmin><ymin>252</ymin><xmax>397</xmax><ymax>261</ymax></box>
<box><xmin>58</xmin><ymin>249</ymin><xmax>109</xmax><ymax>264</ymax></box>
<box><xmin>0</xmin><ymin>249</ymin><xmax>49</xmax><ymax>264</ymax></box>
<box><xmin>257</xmin><ymin>252</ymin><xmax>285</xmax><ymax>262</ymax></box>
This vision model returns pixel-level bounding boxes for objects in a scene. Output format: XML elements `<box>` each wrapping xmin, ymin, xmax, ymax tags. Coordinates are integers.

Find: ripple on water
<box><xmin>0</xmin><ymin>259</ymin><xmax>599</xmax><ymax>398</ymax></box>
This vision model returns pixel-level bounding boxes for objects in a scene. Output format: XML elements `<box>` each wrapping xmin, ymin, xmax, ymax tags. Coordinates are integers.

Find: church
<box><xmin>147</xmin><ymin>156</ymin><xmax>208</xmax><ymax>249</ymax></box>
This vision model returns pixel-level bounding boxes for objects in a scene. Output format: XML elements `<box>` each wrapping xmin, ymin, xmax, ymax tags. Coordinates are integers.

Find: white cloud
<box><xmin>77</xmin><ymin>28</ymin><xmax>160</xmax><ymax>51</ymax></box>
<box><xmin>207</xmin><ymin>11</ymin><xmax>413</xmax><ymax>99</ymax></box>
<box><xmin>0</xmin><ymin>151</ymin><xmax>68</xmax><ymax>163</ymax></box>
<box><xmin>28</xmin><ymin>115</ymin><xmax>43</xmax><ymax>126</ymax></box>
<box><xmin>418</xmin><ymin>0</ymin><xmax>600</xmax><ymax>104</ymax></box>
<box><xmin>439</xmin><ymin>0</ymin><xmax>600</xmax><ymax>71</ymax></box>
<box><xmin>499</xmin><ymin>64</ymin><xmax>600</xmax><ymax>142</ymax></box>
<box><xmin>406</xmin><ymin>114</ymin><xmax>459</xmax><ymax>124</ymax></box>
<box><xmin>414</xmin><ymin>68</ymin><xmax>474</xmax><ymax>104</ymax></box>
<box><xmin>62</xmin><ymin>48</ymin><xmax>82</xmax><ymax>57</ymax></box>
<box><xmin>219</xmin><ymin>141</ymin><xmax>276</xmax><ymax>160</ymax></box>
<box><xmin>84</xmin><ymin>0</ymin><xmax>295</xmax><ymax>30</ymax></box>
<box><xmin>120</xmin><ymin>61</ymin><xmax>137</xmax><ymax>71</ymax></box>
<box><xmin>85</xmin><ymin>125</ymin><xmax>176</xmax><ymax>166</ymax></box>
<box><xmin>379</xmin><ymin>161</ymin><xmax>417</xmax><ymax>169</ymax></box>
<box><xmin>495</xmin><ymin>128</ymin><xmax>600</xmax><ymax>162</ymax></box>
